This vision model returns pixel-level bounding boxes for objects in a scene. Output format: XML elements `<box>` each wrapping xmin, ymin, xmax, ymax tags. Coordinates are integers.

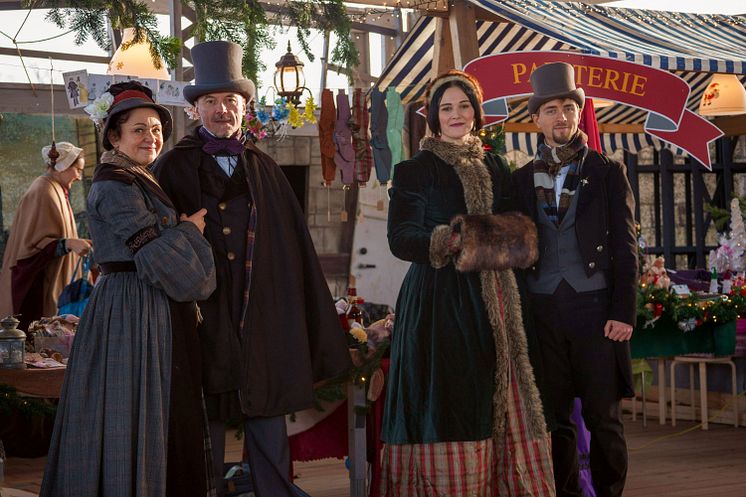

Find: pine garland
<box><xmin>33</xmin><ymin>0</ymin><xmax>359</xmax><ymax>84</ymax></box>
<box><xmin>637</xmin><ymin>284</ymin><xmax>741</xmax><ymax>328</ymax></box>
<box><xmin>0</xmin><ymin>384</ymin><xmax>57</xmax><ymax>419</ymax></box>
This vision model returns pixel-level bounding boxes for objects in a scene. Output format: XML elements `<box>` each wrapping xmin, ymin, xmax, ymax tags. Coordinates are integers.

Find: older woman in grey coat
<box><xmin>40</xmin><ymin>81</ymin><xmax>216</xmax><ymax>497</ymax></box>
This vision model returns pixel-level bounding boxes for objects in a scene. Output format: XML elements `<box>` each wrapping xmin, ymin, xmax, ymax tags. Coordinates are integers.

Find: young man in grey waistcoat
<box><xmin>511</xmin><ymin>61</ymin><xmax>638</xmax><ymax>497</ymax></box>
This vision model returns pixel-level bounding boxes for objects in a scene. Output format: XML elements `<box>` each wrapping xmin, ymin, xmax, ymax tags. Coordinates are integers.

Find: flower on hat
<box><xmin>84</xmin><ymin>91</ymin><xmax>114</xmax><ymax>128</ymax></box>
<box><xmin>184</xmin><ymin>106</ymin><xmax>200</xmax><ymax>120</ymax></box>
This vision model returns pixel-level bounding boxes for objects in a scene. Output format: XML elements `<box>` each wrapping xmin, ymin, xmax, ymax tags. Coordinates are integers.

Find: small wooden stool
<box><xmin>670</xmin><ymin>355</ymin><xmax>738</xmax><ymax>430</ymax></box>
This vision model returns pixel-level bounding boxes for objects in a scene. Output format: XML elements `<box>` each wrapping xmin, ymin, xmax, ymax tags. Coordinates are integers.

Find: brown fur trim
<box><xmin>419</xmin><ymin>135</ymin><xmax>492</xmax><ymax>215</ymax></box>
<box><xmin>421</xmin><ymin>134</ymin><xmax>547</xmax><ymax>442</ymax></box>
<box><xmin>429</xmin><ymin>225</ymin><xmax>453</xmax><ymax>269</ymax></box>
<box><xmin>451</xmin><ymin>212</ymin><xmax>538</xmax><ymax>272</ymax></box>
<box><xmin>498</xmin><ymin>270</ymin><xmax>549</xmax><ymax>437</ymax></box>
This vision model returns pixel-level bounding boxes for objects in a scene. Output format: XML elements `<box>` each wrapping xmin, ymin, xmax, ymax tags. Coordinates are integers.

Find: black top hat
<box><xmin>527</xmin><ymin>62</ymin><xmax>585</xmax><ymax>115</ymax></box>
<box><xmin>183</xmin><ymin>41</ymin><xmax>256</xmax><ymax>105</ymax></box>
<box><xmin>102</xmin><ymin>82</ymin><xmax>172</xmax><ymax>151</ymax></box>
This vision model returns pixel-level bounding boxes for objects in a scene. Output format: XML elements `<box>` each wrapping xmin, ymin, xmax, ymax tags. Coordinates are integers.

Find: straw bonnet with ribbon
<box><xmin>41</xmin><ymin>142</ymin><xmax>83</xmax><ymax>172</ymax></box>
<box><xmin>527</xmin><ymin>61</ymin><xmax>585</xmax><ymax>115</ymax></box>
<box><xmin>183</xmin><ymin>41</ymin><xmax>256</xmax><ymax>105</ymax></box>
<box><xmin>92</xmin><ymin>81</ymin><xmax>172</xmax><ymax>150</ymax></box>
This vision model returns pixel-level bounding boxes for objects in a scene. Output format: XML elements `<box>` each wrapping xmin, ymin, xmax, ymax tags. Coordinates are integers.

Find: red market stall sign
<box><xmin>463</xmin><ymin>51</ymin><xmax>723</xmax><ymax>169</ymax></box>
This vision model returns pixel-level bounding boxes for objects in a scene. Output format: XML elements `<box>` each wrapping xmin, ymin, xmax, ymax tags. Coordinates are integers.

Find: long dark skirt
<box><xmin>167</xmin><ymin>300</ymin><xmax>210</xmax><ymax>497</ymax></box>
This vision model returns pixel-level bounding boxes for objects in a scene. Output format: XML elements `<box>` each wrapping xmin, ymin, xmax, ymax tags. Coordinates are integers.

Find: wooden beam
<box><xmin>448</xmin><ymin>0</ymin><xmax>479</xmax><ymax>69</ymax></box>
<box><xmin>0</xmin><ymin>83</ymin><xmax>86</xmax><ymax>114</ymax></box>
<box><xmin>431</xmin><ymin>17</ymin><xmax>454</xmax><ymax>78</ymax></box>
<box><xmin>502</xmin><ymin>122</ymin><xmax>646</xmax><ymax>134</ymax></box>
<box><xmin>712</xmin><ymin>115</ymin><xmax>746</xmax><ymax>137</ymax></box>
<box><xmin>0</xmin><ymin>47</ymin><xmax>109</xmax><ymax>65</ymax></box>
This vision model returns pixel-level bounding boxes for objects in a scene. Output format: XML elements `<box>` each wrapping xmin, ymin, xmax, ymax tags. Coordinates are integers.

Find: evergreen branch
<box><xmin>34</xmin><ymin>0</ymin><xmax>359</xmax><ymax>81</ymax></box>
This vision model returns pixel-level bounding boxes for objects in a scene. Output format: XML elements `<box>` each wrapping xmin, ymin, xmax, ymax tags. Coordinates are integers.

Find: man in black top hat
<box><xmin>511</xmin><ymin>61</ymin><xmax>638</xmax><ymax>497</ymax></box>
<box><xmin>153</xmin><ymin>40</ymin><xmax>351</xmax><ymax>497</ymax></box>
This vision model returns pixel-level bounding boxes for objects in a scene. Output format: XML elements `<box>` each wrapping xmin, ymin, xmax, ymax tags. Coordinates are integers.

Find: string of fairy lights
<box><xmin>340</xmin><ymin>0</ymin><xmax>746</xmax><ymax>27</ymax></box>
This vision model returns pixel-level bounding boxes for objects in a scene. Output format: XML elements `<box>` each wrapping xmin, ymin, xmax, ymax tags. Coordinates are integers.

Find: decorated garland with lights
<box><xmin>36</xmin><ymin>0</ymin><xmax>359</xmax><ymax>83</ymax></box>
<box><xmin>637</xmin><ymin>283</ymin><xmax>742</xmax><ymax>332</ymax></box>
<box><xmin>312</xmin><ymin>338</ymin><xmax>390</xmax><ymax>414</ymax></box>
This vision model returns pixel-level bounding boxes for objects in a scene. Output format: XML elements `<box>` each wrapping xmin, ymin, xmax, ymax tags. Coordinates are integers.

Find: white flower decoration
<box><xmin>184</xmin><ymin>106</ymin><xmax>200</xmax><ymax>120</ymax></box>
<box><xmin>84</xmin><ymin>92</ymin><xmax>115</xmax><ymax>128</ymax></box>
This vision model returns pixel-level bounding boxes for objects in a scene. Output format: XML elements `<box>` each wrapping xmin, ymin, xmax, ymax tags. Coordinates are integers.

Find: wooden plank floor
<box><xmin>3</xmin><ymin>419</ymin><xmax>746</xmax><ymax>496</ymax></box>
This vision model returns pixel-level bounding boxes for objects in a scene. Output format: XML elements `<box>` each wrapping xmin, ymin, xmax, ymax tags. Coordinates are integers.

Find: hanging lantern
<box><xmin>108</xmin><ymin>27</ymin><xmax>170</xmax><ymax>80</ymax></box>
<box><xmin>0</xmin><ymin>316</ymin><xmax>26</xmax><ymax>369</ymax></box>
<box><xmin>699</xmin><ymin>73</ymin><xmax>746</xmax><ymax>117</ymax></box>
<box><xmin>274</xmin><ymin>41</ymin><xmax>307</xmax><ymax>105</ymax></box>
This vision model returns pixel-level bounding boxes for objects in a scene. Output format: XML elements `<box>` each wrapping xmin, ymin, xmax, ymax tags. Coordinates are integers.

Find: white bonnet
<box><xmin>41</xmin><ymin>142</ymin><xmax>84</xmax><ymax>171</ymax></box>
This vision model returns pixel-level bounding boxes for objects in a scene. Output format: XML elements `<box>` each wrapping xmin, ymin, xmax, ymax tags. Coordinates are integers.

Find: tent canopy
<box><xmin>375</xmin><ymin>0</ymin><xmax>746</xmax><ymax>155</ymax></box>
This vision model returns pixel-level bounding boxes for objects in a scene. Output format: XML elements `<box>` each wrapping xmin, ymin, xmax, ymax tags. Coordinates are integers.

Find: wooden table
<box><xmin>0</xmin><ymin>367</ymin><xmax>66</xmax><ymax>398</ymax></box>
<box><xmin>631</xmin><ymin>317</ymin><xmax>736</xmax><ymax>424</ymax></box>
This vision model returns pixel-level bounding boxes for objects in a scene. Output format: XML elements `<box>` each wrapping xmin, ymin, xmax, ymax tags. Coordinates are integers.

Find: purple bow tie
<box><xmin>199</xmin><ymin>127</ymin><xmax>245</xmax><ymax>156</ymax></box>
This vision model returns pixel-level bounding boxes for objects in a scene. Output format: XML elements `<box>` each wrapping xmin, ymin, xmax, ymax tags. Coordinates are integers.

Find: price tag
<box><xmin>376</xmin><ymin>199</ymin><xmax>385</xmax><ymax>211</ymax></box>
<box><xmin>671</xmin><ymin>284</ymin><xmax>690</xmax><ymax>296</ymax></box>
<box><xmin>340</xmin><ymin>210</ymin><xmax>348</xmax><ymax>222</ymax></box>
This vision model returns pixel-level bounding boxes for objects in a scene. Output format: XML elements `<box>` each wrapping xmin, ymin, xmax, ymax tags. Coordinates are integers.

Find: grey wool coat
<box><xmin>40</xmin><ymin>158</ymin><xmax>216</xmax><ymax>497</ymax></box>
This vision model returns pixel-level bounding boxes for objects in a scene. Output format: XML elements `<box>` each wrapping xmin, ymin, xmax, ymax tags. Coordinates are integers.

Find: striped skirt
<box><xmin>380</xmin><ymin>368</ymin><xmax>555</xmax><ymax>497</ymax></box>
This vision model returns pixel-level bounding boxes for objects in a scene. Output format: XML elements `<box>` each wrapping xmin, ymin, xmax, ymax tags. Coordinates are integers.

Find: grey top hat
<box><xmin>183</xmin><ymin>41</ymin><xmax>256</xmax><ymax>105</ymax></box>
<box><xmin>102</xmin><ymin>82</ymin><xmax>172</xmax><ymax>151</ymax></box>
<box><xmin>527</xmin><ymin>62</ymin><xmax>585</xmax><ymax>115</ymax></box>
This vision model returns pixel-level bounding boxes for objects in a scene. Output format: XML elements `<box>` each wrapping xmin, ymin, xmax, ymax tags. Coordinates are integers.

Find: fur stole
<box><xmin>420</xmin><ymin>135</ymin><xmax>547</xmax><ymax>441</ymax></box>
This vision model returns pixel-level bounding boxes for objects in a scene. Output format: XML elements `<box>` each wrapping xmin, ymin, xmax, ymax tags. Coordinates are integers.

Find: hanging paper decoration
<box><xmin>369</xmin><ymin>87</ymin><xmax>392</xmax><ymax>184</ymax></box>
<box><xmin>351</xmin><ymin>88</ymin><xmax>373</xmax><ymax>188</ymax></box>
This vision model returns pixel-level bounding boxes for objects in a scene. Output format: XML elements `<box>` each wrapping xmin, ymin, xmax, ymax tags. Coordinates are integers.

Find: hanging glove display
<box><xmin>369</xmin><ymin>87</ymin><xmax>392</xmax><ymax>185</ymax></box>
<box><xmin>318</xmin><ymin>89</ymin><xmax>337</xmax><ymax>221</ymax></box>
<box><xmin>386</xmin><ymin>87</ymin><xmax>405</xmax><ymax>173</ymax></box>
<box><xmin>334</xmin><ymin>89</ymin><xmax>354</xmax><ymax>221</ymax></box>
<box><xmin>351</xmin><ymin>88</ymin><xmax>374</xmax><ymax>188</ymax></box>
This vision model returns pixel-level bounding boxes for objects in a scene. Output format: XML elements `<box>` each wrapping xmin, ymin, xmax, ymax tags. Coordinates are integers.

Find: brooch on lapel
<box><xmin>580</xmin><ymin>178</ymin><xmax>589</xmax><ymax>186</ymax></box>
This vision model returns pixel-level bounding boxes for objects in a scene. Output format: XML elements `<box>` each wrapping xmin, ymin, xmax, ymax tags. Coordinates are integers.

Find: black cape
<box><xmin>153</xmin><ymin>130</ymin><xmax>351</xmax><ymax>417</ymax></box>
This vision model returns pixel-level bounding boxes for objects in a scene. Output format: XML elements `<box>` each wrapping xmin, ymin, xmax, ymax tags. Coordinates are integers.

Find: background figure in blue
<box><xmin>154</xmin><ymin>40</ymin><xmax>351</xmax><ymax>497</ymax></box>
<box><xmin>512</xmin><ymin>62</ymin><xmax>638</xmax><ymax>497</ymax></box>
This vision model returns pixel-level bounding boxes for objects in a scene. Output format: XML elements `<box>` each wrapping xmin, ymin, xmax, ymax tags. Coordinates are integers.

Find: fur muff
<box><xmin>450</xmin><ymin>212</ymin><xmax>538</xmax><ymax>272</ymax></box>
<box><xmin>429</xmin><ymin>224</ymin><xmax>453</xmax><ymax>268</ymax></box>
<box><xmin>420</xmin><ymin>134</ymin><xmax>548</xmax><ymax>442</ymax></box>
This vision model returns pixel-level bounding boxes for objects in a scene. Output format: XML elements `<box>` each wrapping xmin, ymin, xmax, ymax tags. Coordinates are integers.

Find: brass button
<box><xmin>218</xmin><ymin>202</ymin><xmax>227</xmax><ymax>211</ymax></box>
<box><xmin>227</xmin><ymin>252</ymin><xmax>236</xmax><ymax>261</ymax></box>
<box><xmin>222</xmin><ymin>227</ymin><xmax>232</xmax><ymax>235</ymax></box>
<box><xmin>596</xmin><ymin>245</ymin><xmax>604</xmax><ymax>252</ymax></box>
<box><xmin>588</xmin><ymin>262</ymin><xmax>596</xmax><ymax>269</ymax></box>
<box><xmin>161</xmin><ymin>216</ymin><xmax>169</xmax><ymax>225</ymax></box>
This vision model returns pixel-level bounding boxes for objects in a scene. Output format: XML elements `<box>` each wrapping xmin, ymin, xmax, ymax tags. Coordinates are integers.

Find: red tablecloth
<box><xmin>288</xmin><ymin>359</ymin><xmax>389</xmax><ymax>497</ymax></box>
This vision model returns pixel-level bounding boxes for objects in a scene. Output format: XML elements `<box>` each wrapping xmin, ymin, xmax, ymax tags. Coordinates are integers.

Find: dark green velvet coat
<box><xmin>382</xmin><ymin>145</ymin><xmax>513</xmax><ymax>444</ymax></box>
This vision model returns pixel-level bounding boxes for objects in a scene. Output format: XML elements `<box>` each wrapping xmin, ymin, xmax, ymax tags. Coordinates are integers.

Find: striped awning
<box><xmin>375</xmin><ymin>0</ymin><xmax>746</xmax><ymax>156</ymax></box>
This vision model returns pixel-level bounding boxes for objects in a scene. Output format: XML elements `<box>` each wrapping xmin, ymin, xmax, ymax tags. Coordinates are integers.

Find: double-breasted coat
<box><xmin>154</xmin><ymin>131</ymin><xmax>352</xmax><ymax>418</ymax></box>
<box><xmin>511</xmin><ymin>149</ymin><xmax>637</xmax><ymax>397</ymax></box>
